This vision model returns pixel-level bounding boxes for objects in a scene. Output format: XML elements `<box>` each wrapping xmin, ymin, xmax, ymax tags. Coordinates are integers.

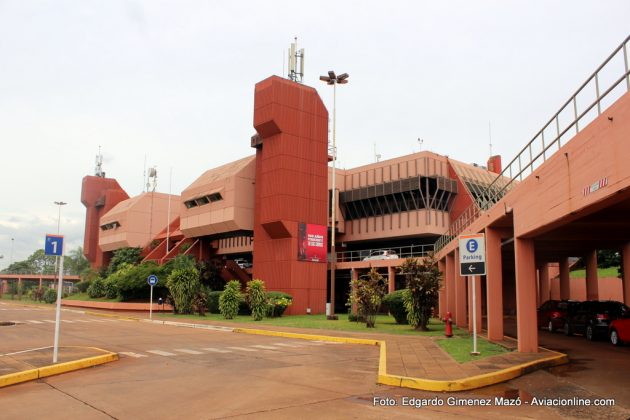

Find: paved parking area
<box><xmin>1</xmin><ymin>302</ymin><xmax>628</xmax><ymax>419</ymax></box>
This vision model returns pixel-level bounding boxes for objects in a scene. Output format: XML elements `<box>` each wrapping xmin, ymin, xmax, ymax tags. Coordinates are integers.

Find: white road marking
<box><xmin>27</xmin><ymin>320</ymin><xmax>44</xmax><ymax>324</ymax></box>
<box><xmin>226</xmin><ymin>346</ymin><xmax>257</xmax><ymax>352</ymax></box>
<box><xmin>43</xmin><ymin>320</ymin><xmax>56</xmax><ymax>323</ymax></box>
<box><xmin>120</xmin><ymin>352</ymin><xmax>148</xmax><ymax>358</ymax></box>
<box><xmin>202</xmin><ymin>348</ymin><xmax>232</xmax><ymax>354</ymax></box>
<box><xmin>146</xmin><ymin>350</ymin><xmax>177</xmax><ymax>357</ymax></box>
<box><xmin>272</xmin><ymin>342</ymin><xmax>303</xmax><ymax>348</ymax></box>
<box><xmin>61</xmin><ymin>320</ymin><xmax>75</xmax><ymax>323</ymax></box>
<box><xmin>73</xmin><ymin>320</ymin><xmax>91</xmax><ymax>323</ymax></box>
<box><xmin>250</xmin><ymin>345</ymin><xmax>279</xmax><ymax>350</ymax></box>
<box><xmin>174</xmin><ymin>348</ymin><xmax>203</xmax><ymax>355</ymax></box>
<box><xmin>0</xmin><ymin>346</ymin><xmax>52</xmax><ymax>357</ymax></box>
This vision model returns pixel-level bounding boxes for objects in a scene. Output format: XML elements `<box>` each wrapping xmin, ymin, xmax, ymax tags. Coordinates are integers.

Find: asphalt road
<box><xmin>1</xmin><ymin>302</ymin><xmax>628</xmax><ymax>419</ymax></box>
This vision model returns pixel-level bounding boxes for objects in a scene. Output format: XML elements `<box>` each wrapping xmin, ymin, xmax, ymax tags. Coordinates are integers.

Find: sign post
<box><xmin>459</xmin><ymin>233</ymin><xmax>486</xmax><ymax>356</ymax></box>
<box><xmin>45</xmin><ymin>234</ymin><xmax>64</xmax><ymax>363</ymax></box>
<box><xmin>147</xmin><ymin>275</ymin><xmax>158</xmax><ymax>320</ymax></box>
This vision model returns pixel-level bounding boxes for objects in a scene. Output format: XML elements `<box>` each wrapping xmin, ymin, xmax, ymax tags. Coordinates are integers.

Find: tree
<box><xmin>65</xmin><ymin>246</ymin><xmax>90</xmax><ymax>275</ymax></box>
<box><xmin>399</xmin><ymin>253</ymin><xmax>442</xmax><ymax>331</ymax></box>
<box><xmin>107</xmin><ymin>247</ymin><xmax>142</xmax><ymax>275</ymax></box>
<box><xmin>350</xmin><ymin>267</ymin><xmax>388</xmax><ymax>328</ymax></box>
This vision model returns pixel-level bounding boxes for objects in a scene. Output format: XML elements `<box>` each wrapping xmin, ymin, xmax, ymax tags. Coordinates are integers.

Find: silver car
<box><xmin>362</xmin><ymin>250</ymin><xmax>399</xmax><ymax>261</ymax></box>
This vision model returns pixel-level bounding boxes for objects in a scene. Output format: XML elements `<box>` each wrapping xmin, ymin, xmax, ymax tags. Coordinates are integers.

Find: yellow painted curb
<box><xmin>0</xmin><ymin>347</ymin><xmax>118</xmax><ymax>388</ymax></box>
<box><xmin>234</xmin><ymin>326</ymin><xmax>568</xmax><ymax>392</ymax></box>
<box><xmin>84</xmin><ymin>311</ymin><xmax>141</xmax><ymax>322</ymax></box>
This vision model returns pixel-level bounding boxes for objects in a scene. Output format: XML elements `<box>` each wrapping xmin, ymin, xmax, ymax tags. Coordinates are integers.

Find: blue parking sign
<box><xmin>45</xmin><ymin>234</ymin><xmax>64</xmax><ymax>256</ymax></box>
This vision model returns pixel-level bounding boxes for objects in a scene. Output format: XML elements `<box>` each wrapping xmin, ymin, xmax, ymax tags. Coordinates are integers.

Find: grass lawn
<box><xmin>63</xmin><ymin>292</ymin><xmax>122</xmax><ymax>302</ymax></box>
<box><xmin>155</xmin><ymin>312</ymin><xmax>470</xmax><ymax>337</ymax></box>
<box><xmin>436</xmin><ymin>336</ymin><xmax>509</xmax><ymax>363</ymax></box>
<box><xmin>570</xmin><ymin>266</ymin><xmax>620</xmax><ymax>278</ymax></box>
<box><xmin>0</xmin><ymin>295</ymin><xmax>52</xmax><ymax>306</ymax></box>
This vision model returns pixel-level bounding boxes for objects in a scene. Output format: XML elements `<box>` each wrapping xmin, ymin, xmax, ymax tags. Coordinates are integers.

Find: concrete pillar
<box><xmin>485</xmin><ymin>227</ymin><xmax>504</xmax><ymax>341</ymax></box>
<box><xmin>514</xmin><ymin>238</ymin><xmax>539</xmax><ymax>353</ymax></box>
<box><xmin>539</xmin><ymin>264</ymin><xmax>550</xmax><ymax>303</ymax></box>
<box><xmin>438</xmin><ymin>258</ymin><xmax>446</xmax><ymax>319</ymax></box>
<box><xmin>388</xmin><ymin>266</ymin><xmax>396</xmax><ymax>294</ymax></box>
<box><xmin>38</xmin><ymin>278</ymin><xmax>43</xmax><ymax>290</ymax></box>
<box><xmin>351</xmin><ymin>268</ymin><xmax>358</xmax><ymax>315</ymax></box>
<box><xmin>559</xmin><ymin>257</ymin><xmax>571</xmax><ymax>300</ymax></box>
<box><xmin>622</xmin><ymin>243</ymin><xmax>630</xmax><ymax>306</ymax></box>
<box><xmin>454</xmin><ymin>248</ymin><xmax>467</xmax><ymax>328</ymax></box>
<box><xmin>446</xmin><ymin>252</ymin><xmax>456</xmax><ymax>316</ymax></box>
<box><xmin>467</xmin><ymin>276</ymin><xmax>482</xmax><ymax>333</ymax></box>
<box><xmin>585</xmin><ymin>250</ymin><xmax>599</xmax><ymax>301</ymax></box>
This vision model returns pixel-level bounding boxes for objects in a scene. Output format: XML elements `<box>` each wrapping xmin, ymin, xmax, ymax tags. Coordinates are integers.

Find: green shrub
<box><xmin>207</xmin><ymin>291</ymin><xmax>223</xmax><ymax>313</ymax></box>
<box><xmin>87</xmin><ymin>278</ymin><xmax>106</xmax><ymax>298</ymax></box>
<box><xmin>76</xmin><ymin>280</ymin><xmax>92</xmax><ymax>293</ymax></box>
<box><xmin>246</xmin><ymin>279</ymin><xmax>267</xmax><ymax>321</ymax></box>
<box><xmin>382</xmin><ymin>290</ymin><xmax>408</xmax><ymax>324</ymax></box>
<box><xmin>166</xmin><ymin>265</ymin><xmax>200</xmax><ymax>314</ymax></box>
<box><xmin>107</xmin><ymin>247</ymin><xmax>142</xmax><ymax>275</ymax></box>
<box><xmin>266</xmin><ymin>291</ymin><xmax>292</xmax><ymax>317</ymax></box>
<box><xmin>220</xmin><ymin>280</ymin><xmax>242</xmax><ymax>319</ymax></box>
<box><xmin>29</xmin><ymin>288</ymin><xmax>45</xmax><ymax>302</ymax></box>
<box><xmin>350</xmin><ymin>267</ymin><xmax>388</xmax><ymax>328</ymax></box>
<box><xmin>103</xmin><ymin>278</ymin><xmax>119</xmax><ymax>299</ymax></box>
<box><xmin>43</xmin><ymin>288</ymin><xmax>58</xmax><ymax>304</ymax></box>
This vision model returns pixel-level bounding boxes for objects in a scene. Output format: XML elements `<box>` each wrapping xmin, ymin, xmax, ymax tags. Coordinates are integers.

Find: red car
<box><xmin>609</xmin><ymin>316</ymin><xmax>630</xmax><ymax>346</ymax></box>
<box><xmin>537</xmin><ymin>300</ymin><xmax>581</xmax><ymax>332</ymax></box>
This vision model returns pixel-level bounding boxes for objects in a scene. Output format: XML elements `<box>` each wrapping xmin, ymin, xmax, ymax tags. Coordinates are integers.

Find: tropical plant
<box><xmin>166</xmin><ymin>264</ymin><xmax>200</xmax><ymax>314</ymax></box>
<box><xmin>207</xmin><ymin>290</ymin><xmax>223</xmax><ymax>313</ymax></box>
<box><xmin>246</xmin><ymin>279</ymin><xmax>267</xmax><ymax>321</ymax></box>
<box><xmin>107</xmin><ymin>247</ymin><xmax>142</xmax><ymax>275</ymax></box>
<box><xmin>350</xmin><ymin>267</ymin><xmax>388</xmax><ymax>328</ymax></box>
<box><xmin>266</xmin><ymin>291</ymin><xmax>293</xmax><ymax>317</ymax></box>
<box><xmin>219</xmin><ymin>280</ymin><xmax>242</xmax><ymax>319</ymax></box>
<box><xmin>382</xmin><ymin>289</ymin><xmax>408</xmax><ymax>324</ymax></box>
<box><xmin>43</xmin><ymin>288</ymin><xmax>58</xmax><ymax>304</ymax></box>
<box><xmin>399</xmin><ymin>253</ymin><xmax>442</xmax><ymax>331</ymax></box>
<box><xmin>87</xmin><ymin>278</ymin><xmax>106</xmax><ymax>298</ymax></box>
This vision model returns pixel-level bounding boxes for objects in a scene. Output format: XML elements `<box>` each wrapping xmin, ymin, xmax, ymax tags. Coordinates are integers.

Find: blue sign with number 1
<box><xmin>45</xmin><ymin>234</ymin><xmax>64</xmax><ymax>256</ymax></box>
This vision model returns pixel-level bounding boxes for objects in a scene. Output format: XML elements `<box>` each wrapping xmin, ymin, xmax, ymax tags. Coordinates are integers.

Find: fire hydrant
<box><xmin>444</xmin><ymin>311</ymin><xmax>453</xmax><ymax>338</ymax></box>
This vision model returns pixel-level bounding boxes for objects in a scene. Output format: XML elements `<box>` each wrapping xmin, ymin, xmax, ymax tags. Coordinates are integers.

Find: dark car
<box><xmin>537</xmin><ymin>300</ymin><xmax>580</xmax><ymax>332</ymax></box>
<box><xmin>564</xmin><ymin>300</ymin><xmax>630</xmax><ymax>341</ymax></box>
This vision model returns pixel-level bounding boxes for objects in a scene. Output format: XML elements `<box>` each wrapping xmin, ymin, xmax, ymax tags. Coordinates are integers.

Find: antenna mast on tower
<box><xmin>288</xmin><ymin>37</ymin><xmax>305</xmax><ymax>83</ymax></box>
<box><xmin>95</xmin><ymin>146</ymin><xmax>105</xmax><ymax>177</ymax></box>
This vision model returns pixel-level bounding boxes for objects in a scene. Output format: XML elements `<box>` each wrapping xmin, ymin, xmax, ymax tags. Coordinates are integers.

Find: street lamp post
<box><xmin>52</xmin><ymin>201</ymin><xmax>66</xmax><ymax>364</ymax></box>
<box><xmin>319</xmin><ymin>70</ymin><xmax>349</xmax><ymax>320</ymax></box>
<box><xmin>9</xmin><ymin>238</ymin><xmax>14</xmax><ymax>267</ymax></box>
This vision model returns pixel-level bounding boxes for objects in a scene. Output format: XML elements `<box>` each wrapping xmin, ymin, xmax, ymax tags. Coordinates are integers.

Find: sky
<box><xmin>0</xmin><ymin>0</ymin><xmax>629</xmax><ymax>268</ymax></box>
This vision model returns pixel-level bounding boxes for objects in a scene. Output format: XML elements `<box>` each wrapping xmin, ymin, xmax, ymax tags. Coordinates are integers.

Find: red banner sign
<box><xmin>298</xmin><ymin>223</ymin><xmax>327</xmax><ymax>263</ymax></box>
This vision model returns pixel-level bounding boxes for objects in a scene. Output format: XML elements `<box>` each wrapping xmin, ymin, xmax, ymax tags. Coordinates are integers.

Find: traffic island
<box><xmin>0</xmin><ymin>346</ymin><xmax>118</xmax><ymax>388</ymax></box>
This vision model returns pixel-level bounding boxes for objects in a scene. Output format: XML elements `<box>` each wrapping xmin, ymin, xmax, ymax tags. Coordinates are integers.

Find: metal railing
<box><xmin>435</xmin><ymin>35</ymin><xmax>630</xmax><ymax>252</ymax></box>
<box><xmin>334</xmin><ymin>244</ymin><xmax>434</xmax><ymax>262</ymax></box>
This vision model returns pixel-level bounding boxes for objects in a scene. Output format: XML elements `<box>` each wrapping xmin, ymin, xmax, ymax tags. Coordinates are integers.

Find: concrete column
<box><xmin>539</xmin><ymin>264</ymin><xmax>550</xmax><ymax>303</ymax></box>
<box><xmin>559</xmin><ymin>258</ymin><xmax>571</xmax><ymax>300</ymax></box>
<box><xmin>438</xmin><ymin>258</ymin><xmax>446</xmax><ymax>319</ymax></box>
<box><xmin>585</xmin><ymin>250</ymin><xmax>599</xmax><ymax>301</ymax></box>
<box><xmin>446</xmin><ymin>252</ymin><xmax>456</xmax><ymax>316</ymax></box>
<box><xmin>622</xmin><ymin>243</ymin><xmax>630</xmax><ymax>306</ymax></box>
<box><xmin>467</xmin><ymin>276</ymin><xmax>482</xmax><ymax>333</ymax></box>
<box><xmin>514</xmin><ymin>238</ymin><xmax>539</xmax><ymax>353</ymax></box>
<box><xmin>38</xmin><ymin>278</ymin><xmax>43</xmax><ymax>290</ymax></box>
<box><xmin>351</xmin><ymin>268</ymin><xmax>358</xmax><ymax>315</ymax></box>
<box><xmin>388</xmin><ymin>266</ymin><xmax>396</xmax><ymax>294</ymax></box>
<box><xmin>485</xmin><ymin>227</ymin><xmax>504</xmax><ymax>341</ymax></box>
<box><xmin>454</xmin><ymin>248</ymin><xmax>467</xmax><ymax>328</ymax></box>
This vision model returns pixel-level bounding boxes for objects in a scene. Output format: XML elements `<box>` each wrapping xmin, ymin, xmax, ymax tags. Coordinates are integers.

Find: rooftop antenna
<box><xmin>146</xmin><ymin>166</ymin><xmax>157</xmax><ymax>193</ymax></box>
<box><xmin>489</xmin><ymin>121</ymin><xmax>493</xmax><ymax>156</ymax></box>
<box><xmin>143</xmin><ymin>155</ymin><xmax>147</xmax><ymax>192</ymax></box>
<box><xmin>374</xmin><ymin>143</ymin><xmax>381</xmax><ymax>163</ymax></box>
<box><xmin>288</xmin><ymin>37</ymin><xmax>305</xmax><ymax>83</ymax></box>
<box><xmin>418</xmin><ymin>138</ymin><xmax>424</xmax><ymax>152</ymax></box>
<box><xmin>94</xmin><ymin>146</ymin><xmax>105</xmax><ymax>177</ymax></box>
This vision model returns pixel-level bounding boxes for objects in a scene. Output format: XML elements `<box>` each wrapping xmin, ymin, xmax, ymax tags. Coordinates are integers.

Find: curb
<box><xmin>0</xmin><ymin>347</ymin><xmax>118</xmax><ymax>388</ymax></box>
<box><xmin>233</xmin><ymin>326</ymin><xmax>569</xmax><ymax>392</ymax></box>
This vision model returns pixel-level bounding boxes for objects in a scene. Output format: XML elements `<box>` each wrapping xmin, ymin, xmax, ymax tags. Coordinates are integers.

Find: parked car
<box><xmin>362</xmin><ymin>250</ymin><xmax>399</xmax><ymax>261</ymax></box>
<box><xmin>564</xmin><ymin>300</ymin><xmax>630</xmax><ymax>340</ymax></box>
<box><xmin>537</xmin><ymin>300</ymin><xmax>580</xmax><ymax>332</ymax></box>
<box><xmin>609</xmin><ymin>315</ymin><xmax>630</xmax><ymax>346</ymax></box>
<box><xmin>234</xmin><ymin>258</ymin><xmax>252</xmax><ymax>269</ymax></box>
